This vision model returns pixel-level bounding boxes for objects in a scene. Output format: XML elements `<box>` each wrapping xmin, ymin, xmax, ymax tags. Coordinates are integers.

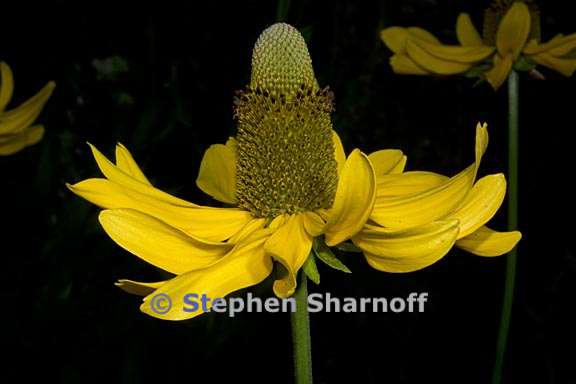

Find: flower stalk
<box><xmin>492</xmin><ymin>69</ymin><xmax>519</xmax><ymax>384</ymax></box>
<box><xmin>291</xmin><ymin>270</ymin><xmax>313</xmax><ymax>384</ymax></box>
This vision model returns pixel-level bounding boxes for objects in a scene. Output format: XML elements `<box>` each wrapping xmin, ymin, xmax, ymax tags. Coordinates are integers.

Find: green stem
<box><xmin>492</xmin><ymin>70</ymin><xmax>519</xmax><ymax>384</ymax></box>
<box><xmin>291</xmin><ymin>271</ymin><xmax>313</xmax><ymax>384</ymax></box>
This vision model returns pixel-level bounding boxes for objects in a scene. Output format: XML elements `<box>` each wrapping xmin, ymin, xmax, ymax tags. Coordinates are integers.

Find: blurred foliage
<box><xmin>1</xmin><ymin>0</ymin><xmax>575</xmax><ymax>383</ymax></box>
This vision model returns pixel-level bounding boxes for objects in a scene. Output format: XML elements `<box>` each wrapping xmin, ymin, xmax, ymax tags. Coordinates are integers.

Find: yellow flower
<box><xmin>381</xmin><ymin>1</ymin><xmax>576</xmax><ymax>90</ymax></box>
<box><xmin>68</xmin><ymin>23</ymin><xmax>377</xmax><ymax>320</ymax></box>
<box><xmin>0</xmin><ymin>61</ymin><xmax>55</xmax><ymax>156</ymax></box>
<box><xmin>349</xmin><ymin>122</ymin><xmax>521</xmax><ymax>272</ymax></box>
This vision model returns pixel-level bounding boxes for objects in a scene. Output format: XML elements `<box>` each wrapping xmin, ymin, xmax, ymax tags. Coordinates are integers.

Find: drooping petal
<box><xmin>265</xmin><ymin>214</ymin><xmax>313</xmax><ymax>298</ymax></box>
<box><xmin>390</xmin><ymin>54</ymin><xmax>431</xmax><ymax>75</ymax></box>
<box><xmin>368</xmin><ymin>149</ymin><xmax>406</xmax><ymax>178</ymax></box>
<box><xmin>353</xmin><ymin>220</ymin><xmax>460</xmax><ymax>273</ymax></box>
<box><xmin>485</xmin><ymin>53</ymin><xmax>514</xmax><ymax>90</ymax></box>
<box><xmin>523</xmin><ymin>33</ymin><xmax>576</xmax><ymax>56</ymax></box>
<box><xmin>406</xmin><ymin>40</ymin><xmax>474</xmax><ymax>75</ymax></box>
<box><xmin>227</xmin><ymin>217</ymin><xmax>266</xmax><ymax>244</ymax></box>
<box><xmin>302</xmin><ymin>211</ymin><xmax>325</xmax><ymax>237</ymax></box>
<box><xmin>88</xmin><ymin>143</ymin><xmax>198</xmax><ymax>207</ymax></box>
<box><xmin>324</xmin><ymin>149</ymin><xmax>376</xmax><ymax>246</ymax></box>
<box><xmin>446</xmin><ymin>174</ymin><xmax>506</xmax><ymax>239</ymax></box>
<box><xmin>496</xmin><ymin>2</ymin><xmax>531</xmax><ymax>59</ymax></box>
<box><xmin>406</xmin><ymin>27</ymin><xmax>442</xmax><ymax>45</ymax></box>
<box><xmin>456</xmin><ymin>13</ymin><xmax>484</xmax><ymax>47</ymax></box>
<box><xmin>67</xmin><ymin>179</ymin><xmax>253</xmax><ymax>241</ymax></box>
<box><xmin>529</xmin><ymin>53</ymin><xmax>576</xmax><ymax>77</ymax></box>
<box><xmin>376</xmin><ymin>171</ymin><xmax>447</xmax><ymax>198</ymax></box>
<box><xmin>0</xmin><ymin>81</ymin><xmax>55</xmax><ymax>135</ymax></box>
<box><xmin>115</xmin><ymin>143</ymin><xmax>152</xmax><ymax>185</ymax></box>
<box><xmin>116</xmin><ymin>279</ymin><xmax>168</xmax><ymax>296</ymax></box>
<box><xmin>141</xmin><ymin>232</ymin><xmax>273</xmax><ymax>320</ymax></box>
<box><xmin>412</xmin><ymin>39</ymin><xmax>494</xmax><ymax>63</ymax></box>
<box><xmin>380</xmin><ymin>27</ymin><xmax>440</xmax><ymax>55</ymax></box>
<box><xmin>332</xmin><ymin>130</ymin><xmax>346</xmax><ymax>174</ymax></box>
<box><xmin>196</xmin><ymin>137</ymin><xmax>237</xmax><ymax>204</ymax></box>
<box><xmin>0</xmin><ymin>62</ymin><xmax>14</xmax><ymax>112</ymax></box>
<box><xmin>371</xmin><ymin>123</ymin><xmax>488</xmax><ymax>229</ymax></box>
<box><xmin>456</xmin><ymin>226</ymin><xmax>521</xmax><ymax>256</ymax></box>
<box><xmin>0</xmin><ymin>124</ymin><xmax>44</xmax><ymax>156</ymax></box>
<box><xmin>99</xmin><ymin>209</ymin><xmax>232</xmax><ymax>274</ymax></box>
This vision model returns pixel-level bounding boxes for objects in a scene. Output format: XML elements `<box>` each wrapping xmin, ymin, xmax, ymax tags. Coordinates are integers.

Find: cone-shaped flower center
<box><xmin>483</xmin><ymin>0</ymin><xmax>540</xmax><ymax>45</ymax></box>
<box><xmin>234</xmin><ymin>23</ymin><xmax>338</xmax><ymax>218</ymax></box>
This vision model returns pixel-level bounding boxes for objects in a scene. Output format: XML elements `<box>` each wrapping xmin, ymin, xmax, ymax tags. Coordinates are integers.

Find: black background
<box><xmin>1</xmin><ymin>0</ymin><xmax>574</xmax><ymax>383</ymax></box>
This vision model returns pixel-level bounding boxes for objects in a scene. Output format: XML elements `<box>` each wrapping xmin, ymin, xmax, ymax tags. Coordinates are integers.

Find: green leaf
<box><xmin>313</xmin><ymin>239</ymin><xmax>352</xmax><ymax>273</ymax></box>
<box><xmin>513</xmin><ymin>56</ymin><xmax>536</xmax><ymax>72</ymax></box>
<box><xmin>464</xmin><ymin>62</ymin><xmax>493</xmax><ymax>78</ymax></box>
<box><xmin>334</xmin><ymin>242</ymin><xmax>362</xmax><ymax>253</ymax></box>
<box><xmin>302</xmin><ymin>252</ymin><xmax>320</xmax><ymax>284</ymax></box>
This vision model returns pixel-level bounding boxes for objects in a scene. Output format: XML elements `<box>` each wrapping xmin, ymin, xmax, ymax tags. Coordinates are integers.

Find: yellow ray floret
<box><xmin>0</xmin><ymin>61</ymin><xmax>55</xmax><ymax>155</ymax></box>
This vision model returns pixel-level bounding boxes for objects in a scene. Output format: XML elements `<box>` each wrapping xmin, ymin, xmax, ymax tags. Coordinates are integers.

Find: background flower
<box><xmin>381</xmin><ymin>1</ymin><xmax>576</xmax><ymax>89</ymax></box>
<box><xmin>0</xmin><ymin>62</ymin><xmax>55</xmax><ymax>155</ymax></box>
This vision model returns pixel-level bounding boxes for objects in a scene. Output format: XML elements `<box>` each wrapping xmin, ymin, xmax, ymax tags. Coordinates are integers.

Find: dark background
<box><xmin>1</xmin><ymin>0</ymin><xmax>574</xmax><ymax>383</ymax></box>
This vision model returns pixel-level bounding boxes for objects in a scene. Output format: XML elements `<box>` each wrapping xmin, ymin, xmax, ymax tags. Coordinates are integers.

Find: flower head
<box><xmin>0</xmin><ymin>62</ymin><xmax>55</xmax><ymax>155</ymax></box>
<box><xmin>68</xmin><ymin>23</ymin><xmax>376</xmax><ymax>320</ymax></box>
<box><xmin>380</xmin><ymin>0</ymin><xmax>576</xmax><ymax>89</ymax></box>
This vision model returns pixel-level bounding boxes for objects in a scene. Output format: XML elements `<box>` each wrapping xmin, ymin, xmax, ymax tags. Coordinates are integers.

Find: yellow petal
<box><xmin>99</xmin><ymin>209</ymin><xmax>232</xmax><ymax>274</ymax></box>
<box><xmin>406</xmin><ymin>40</ymin><xmax>474</xmax><ymax>75</ymax></box>
<box><xmin>456</xmin><ymin>13</ymin><xmax>484</xmax><ymax>47</ymax></box>
<box><xmin>412</xmin><ymin>39</ymin><xmax>494</xmax><ymax>63</ymax></box>
<box><xmin>496</xmin><ymin>2</ymin><xmax>531</xmax><ymax>59</ymax></box>
<box><xmin>390</xmin><ymin>54</ymin><xmax>431</xmax><ymax>75</ymax></box>
<box><xmin>116</xmin><ymin>279</ymin><xmax>168</xmax><ymax>296</ymax></box>
<box><xmin>376</xmin><ymin>171</ymin><xmax>447</xmax><ymax>198</ymax></box>
<box><xmin>371</xmin><ymin>123</ymin><xmax>488</xmax><ymax>229</ymax></box>
<box><xmin>196</xmin><ymin>137</ymin><xmax>237</xmax><ymax>204</ymax></box>
<box><xmin>456</xmin><ymin>226</ymin><xmax>521</xmax><ymax>256</ymax></box>
<box><xmin>67</xmin><ymin>179</ymin><xmax>253</xmax><ymax>241</ymax></box>
<box><xmin>0</xmin><ymin>62</ymin><xmax>14</xmax><ymax>112</ymax></box>
<box><xmin>523</xmin><ymin>33</ymin><xmax>576</xmax><ymax>56</ymax></box>
<box><xmin>88</xmin><ymin>143</ymin><xmax>199</xmax><ymax>207</ymax></box>
<box><xmin>114</xmin><ymin>143</ymin><xmax>152</xmax><ymax>185</ymax></box>
<box><xmin>354</xmin><ymin>220</ymin><xmax>459</xmax><ymax>273</ymax></box>
<box><xmin>332</xmin><ymin>130</ymin><xmax>346</xmax><ymax>174</ymax></box>
<box><xmin>141</xmin><ymin>233</ymin><xmax>273</xmax><ymax>320</ymax></box>
<box><xmin>0</xmin><ymin>124</ymin><xmax>44</xmax><ymax>156</ymax></box>
<box><xmin>529</xmin><ymin>53</ymin><xmax>576</xmax><ymax>77</ymax></box>
<box><xmin>368</xmin><ymin>149</ymin><xmax>406</xmax><ymax>178</ymax></box>
<box><xmin>227</xmin><ymin>217</ymin><xmax>266</xmax><ymax>244</ymax></box>
<box><xmin>302</xmin><ymin>211</ymin><xmax>325</xmax><ymax>237</ymax></box>
<box><xmin>447</xmin><ymin>174</ymin><xmax>506</xmax><ymax>239</ymax></box>
<box><xmin>380</xmin><ymin>27</ymin><xmax>440</xmax><ymax>55</ymax></box>
<box><xmin>324</xmin><ymin>149</ymin><xmax>376</xmax><ymax>246</ymax></box>
<box><xmin>406</xmin><ymin>27</ymin><xmax>442</xmax><ymax>45</ymax></box>
<box><xmin>265</xmin><ymin>214</ymin><xmax>313</xmax><ymax>298</ymax></box>
<box><xmin>485</xmin><ymin>54</ymin><xmax>513</xmax><ymax>90</ymax></box>
<box><xmin>0</xmin><ymin>81</ymin><xmax>55</xmax><ymax>135</ymax></box>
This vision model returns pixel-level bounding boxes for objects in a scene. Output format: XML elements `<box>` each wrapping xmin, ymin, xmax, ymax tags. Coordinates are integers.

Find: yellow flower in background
<box><xmin>68</xmin><ymin>23</ymin><xmax>377</xmax><ymax>320</ymax></box>
<box><xmin>0</xmin><ymin>61</ymin><xmax>55</xmax><ymax>155</ymax></box>
<box><xmin>350</xmin><ymin>122</ymin><xmax>521</xmax><ymax>272</ymax></box>
<box><xmin>381</xmin><ymin>0</ymin><xmax>576</xmax><ymax>90</ymax></box>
